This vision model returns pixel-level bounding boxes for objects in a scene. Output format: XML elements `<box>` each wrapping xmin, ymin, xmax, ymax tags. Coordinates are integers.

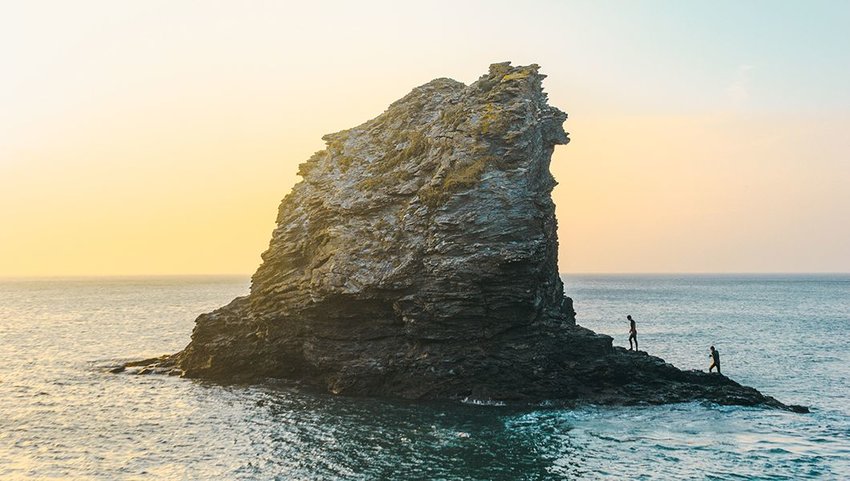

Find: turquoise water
<box><xmin>0</xmin><ymin>275</ymin><xmax>848</xmax><ymax>479</ymax></box>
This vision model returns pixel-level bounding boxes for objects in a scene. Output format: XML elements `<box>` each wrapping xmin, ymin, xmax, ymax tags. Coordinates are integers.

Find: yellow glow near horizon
<box><xmin>2</xmin><ymin>1</ymin><xmax>848</xmax><ymax>276</ymax></box>
<box><xmin>554</xmin><ymin>112</ymin><xmax>850</xmax><ymax>273</ymax></box>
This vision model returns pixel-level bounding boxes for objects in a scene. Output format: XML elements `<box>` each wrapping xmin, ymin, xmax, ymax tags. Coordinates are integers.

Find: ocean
<box><xmin>0</xmin><ymin>275</ymin><xmax>848</xmax><ymax>480</ymax></box>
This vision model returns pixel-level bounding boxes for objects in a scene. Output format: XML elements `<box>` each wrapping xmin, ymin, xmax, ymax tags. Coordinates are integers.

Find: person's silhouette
<box><xmin>627</xmin><ymin>315</ymin><xmax>638</xmax><ymax>351</ymax></box>
<box><xmin>709</xmin><ymin>346</ymin><xmax>721</xmax><ymax>374</ymax></box>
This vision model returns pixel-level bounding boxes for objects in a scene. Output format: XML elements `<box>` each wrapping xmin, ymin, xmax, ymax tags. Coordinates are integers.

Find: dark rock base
<box><xmin>118</xmin><ymin>324</ymin><xmax>808</xmax><ymax>413</ymax></box>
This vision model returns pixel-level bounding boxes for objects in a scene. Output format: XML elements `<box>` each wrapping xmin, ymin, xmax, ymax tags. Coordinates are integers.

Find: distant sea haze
<box><xmin>0</xmin><ymin>274</ymin><xmax>847</xmax><ymax>479</ymax></box>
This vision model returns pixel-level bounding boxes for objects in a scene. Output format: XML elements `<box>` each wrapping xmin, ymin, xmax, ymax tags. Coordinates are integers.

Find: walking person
<box><xmin>627</xmin><ymin>315</ymin><xmax>638</xmax><ymax>351</ymax></box>
<box><xmin>709</xmin><ymin>346</ymin><xmax>721</xmax><ymax>374</ymax></box>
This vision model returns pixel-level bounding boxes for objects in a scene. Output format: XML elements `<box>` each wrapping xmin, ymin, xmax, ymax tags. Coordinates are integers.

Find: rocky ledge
<box><xmin>125</xmin><ymin>63</ymin><xmax>805</xmax><ymax>413</ymax></box>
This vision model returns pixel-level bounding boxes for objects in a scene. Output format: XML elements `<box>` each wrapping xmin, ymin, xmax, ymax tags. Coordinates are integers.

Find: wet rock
<box><xmin>128</xmin><ymin>63</ymin><xmax>803</xmax><ymax>412</ymax></box>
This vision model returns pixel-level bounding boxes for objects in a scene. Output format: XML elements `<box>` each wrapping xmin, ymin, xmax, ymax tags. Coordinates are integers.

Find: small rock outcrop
<box><xmin>135</xmin><ymin>63</ymin><xmax>803</xmax><ymax>411</ymax></box>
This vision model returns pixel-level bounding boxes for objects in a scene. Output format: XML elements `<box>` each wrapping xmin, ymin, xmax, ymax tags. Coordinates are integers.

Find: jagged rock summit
<box><xmin>132</xmin><ymin>63</ymin><xmax>803</xmax><ymax>411</ymax></box>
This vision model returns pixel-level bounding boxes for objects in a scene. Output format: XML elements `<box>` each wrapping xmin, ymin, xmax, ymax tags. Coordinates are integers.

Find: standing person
<box><xmin>709</xmin><ymin>346</ymin><xmax>721</xmax><ymax>374</ymax></box>
<box><xmin>627</xmin><ymin>315</ymin><xmax>638</xmax><ymax>351</ymax></box>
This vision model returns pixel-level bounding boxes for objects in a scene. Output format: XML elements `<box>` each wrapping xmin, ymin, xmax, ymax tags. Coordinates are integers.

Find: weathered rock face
<box><xmin>150</xmin><ymin>63</ymin><xmax>803</xmax><ymax>410</ymax></box>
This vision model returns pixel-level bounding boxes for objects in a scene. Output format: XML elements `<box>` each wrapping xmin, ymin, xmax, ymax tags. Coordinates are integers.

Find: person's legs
<box><xmin>634</xmin><ymin>336</ymin><xmax>638</xmax><ymax>351</ymax></box>
<box><xmin>628</xmin><ymin>334</ymin><xmax>635</xmax><ymax>350</ymax></box>
<box><xmin>709</xmin><ymin>362</ymin><xmax>716</xmax><ymax>373</ymax></box>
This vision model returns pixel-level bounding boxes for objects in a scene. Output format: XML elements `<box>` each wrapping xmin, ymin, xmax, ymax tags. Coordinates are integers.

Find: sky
<box><xmin>1</xmin><ymin>0</ymin><xmax>848</xmax><ymax>276</ymax></box>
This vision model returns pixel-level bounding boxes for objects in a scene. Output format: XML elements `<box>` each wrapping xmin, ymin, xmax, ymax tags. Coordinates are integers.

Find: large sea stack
<box><xmin>137</xmin><ymin>63</ymin><xmax>802</xmax><ymax>410</ymax></box>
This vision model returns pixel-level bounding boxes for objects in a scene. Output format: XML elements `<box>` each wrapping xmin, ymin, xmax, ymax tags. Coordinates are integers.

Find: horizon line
<box><xmin>1</xmin><ymin>272</ymin><xmax>849</xmax><ymax>281</ymax></box>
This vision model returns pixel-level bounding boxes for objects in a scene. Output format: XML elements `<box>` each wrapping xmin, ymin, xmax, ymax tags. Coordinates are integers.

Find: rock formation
<box><xmin>129</xmin><ymin>63</ymin><xmax>804</xmax><ymax>412</ymax></box>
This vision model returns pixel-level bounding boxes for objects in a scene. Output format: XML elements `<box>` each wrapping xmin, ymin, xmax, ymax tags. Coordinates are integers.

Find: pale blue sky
<box><xmin>563</xmin><ymin>0</ymin><xmax>850</xmax><ymax>112</ymax></box>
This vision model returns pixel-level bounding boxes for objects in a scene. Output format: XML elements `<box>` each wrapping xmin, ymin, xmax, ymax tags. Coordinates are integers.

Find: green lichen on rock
<box><xmin>439</xmin><ymin>104</ymin><xmax>469</xmax><ymax>130</ymax></box>
<box><xmin>419</xmin><ymin>155</ymin><xmax>497</xmax><ymax>208</ymax></box>
<box><xmin>475</xmin><ymin>103</ymin><xmax>509</xmax><ymax>136</ymax></box>
<box><xmin>444</xmin><ymin>156</ymin><xmax>494</xmax><ymax>190</ymax></box>
<box><xmin>355</xmin><ymin>130</ymin><xmax>430</xmax><ymax>191</ymax></box>
<box><xmin>501</xmin><ymin>70</ymin><xmax>531</xmax><ymax>82</ymax></box>
<box><xmin>371</xmin><ymin>130</ymin><xmax>430</xmax><ymax>174</ymax></box>
<box><xmin>296</xmin><ymin>151</ymin><xmax>325</xmax><ymax>177</ymax></box>
<box><xmin>337</xmin><ymin>155</ymin><xmax>356</xmax><ymax>172</ymax></box>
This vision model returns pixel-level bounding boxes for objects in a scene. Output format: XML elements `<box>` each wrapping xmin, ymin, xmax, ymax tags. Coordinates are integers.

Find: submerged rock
<box><xmin>134</xmin><ymin>63</ymin><xmax>803</xmax><ymax>411</ymax></box>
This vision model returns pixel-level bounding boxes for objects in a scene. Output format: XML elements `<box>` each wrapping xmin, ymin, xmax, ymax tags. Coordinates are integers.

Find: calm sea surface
<box><xmin>0</xmin><ymin>275</ymin><xmax>848</xmax><ymax>480</ymax></box>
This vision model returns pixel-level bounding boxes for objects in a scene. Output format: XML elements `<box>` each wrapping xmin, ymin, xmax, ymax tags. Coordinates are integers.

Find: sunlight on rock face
<box><xmin>131</xmin><ymin>64</ymin><xmax>802</xmax><ymax>411</ymax></box>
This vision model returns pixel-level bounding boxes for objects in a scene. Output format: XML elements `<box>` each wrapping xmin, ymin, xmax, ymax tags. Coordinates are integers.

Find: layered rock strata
<box><xmin>131</xmin><ymin>63</ymin><xmax>804</xmax><ymax>412</ymax></box>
